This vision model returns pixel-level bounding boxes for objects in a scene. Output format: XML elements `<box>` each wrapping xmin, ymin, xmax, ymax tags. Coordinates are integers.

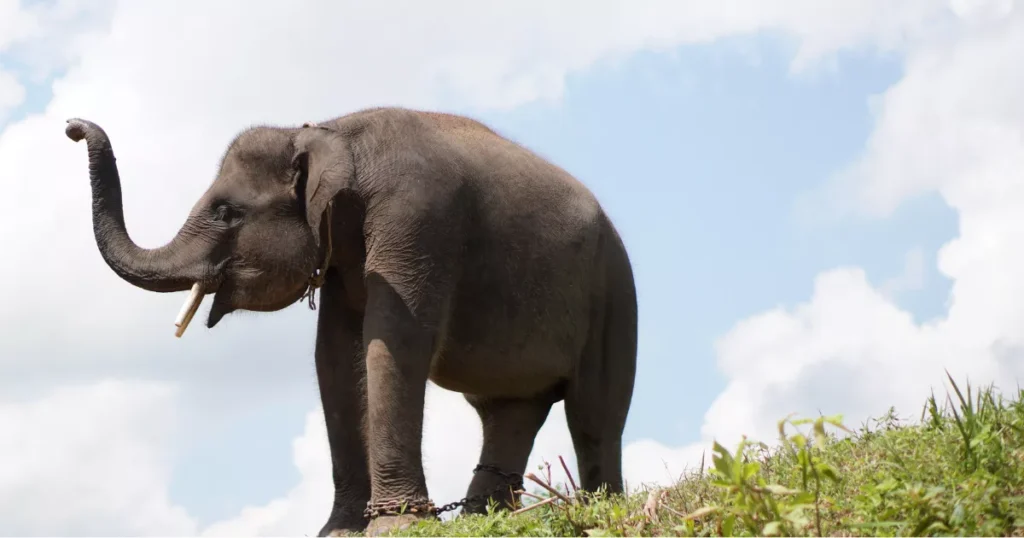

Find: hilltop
<box><xmin>389</xmin><ymin>375</ymin><xmax>1023</xmax><ymax>537</ymax></box>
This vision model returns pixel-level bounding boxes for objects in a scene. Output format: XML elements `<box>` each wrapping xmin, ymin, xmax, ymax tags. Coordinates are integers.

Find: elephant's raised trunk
<box><xmin>65</xmin><ymin>119</ymin><xmax>217</xmax><ymax>300</ymax></box>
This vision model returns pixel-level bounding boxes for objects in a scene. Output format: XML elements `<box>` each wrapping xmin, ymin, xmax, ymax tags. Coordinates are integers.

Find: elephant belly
<box><xmin>428</xmin><ymin>268</ymin><xmax>594</xmax><ymax>398</ymax></box>
<box><xmin>428</xmin><ymin>338</ymin><xmax>575</xmax><ymax>398</ymax></box>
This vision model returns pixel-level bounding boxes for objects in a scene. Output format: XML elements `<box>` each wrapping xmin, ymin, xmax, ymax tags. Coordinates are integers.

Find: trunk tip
<box><xmin>65</xmin><ymin>118</ymin><xmax>99</xmax><ymax>143</ymax></box>
<box><xmin>65</xmin><ymin>119</ymin><xmax>88</xmax><ymax>142</ymax></box>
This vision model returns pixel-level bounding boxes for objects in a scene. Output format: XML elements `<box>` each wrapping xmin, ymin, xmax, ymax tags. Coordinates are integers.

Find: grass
<box><xmin>390</xmin><ymin>373</ymin><xmax>1024</xmax><ymax>537</ymax></box>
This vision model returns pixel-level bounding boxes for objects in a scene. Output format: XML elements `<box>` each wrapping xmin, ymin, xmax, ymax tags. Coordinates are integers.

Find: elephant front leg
<box><xmin>362</xmin><ymin>277</ymin><xmax>439</xmax><ymax>536</ymax></box>
<box><xmin>315</xmin><ymin>277</ymin><xmax>372</xmax><ymax>536</ymax></box>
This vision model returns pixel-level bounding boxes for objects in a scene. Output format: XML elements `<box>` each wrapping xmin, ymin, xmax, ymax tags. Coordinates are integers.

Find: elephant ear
<box><xmin>293</xmin><ymin>126</ymin><xmax>354</xmax><ymax>246</ymax></box>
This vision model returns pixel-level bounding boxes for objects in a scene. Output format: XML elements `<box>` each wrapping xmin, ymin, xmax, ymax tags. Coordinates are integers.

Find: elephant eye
<box><xmin>213</xmin><ymin>204</ymin><xmax>237</xmax><ymax>223</ymax></box>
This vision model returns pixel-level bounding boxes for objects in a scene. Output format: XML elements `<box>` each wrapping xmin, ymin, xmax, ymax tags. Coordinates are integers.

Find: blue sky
<box><xmin>6</xmin><ymin>3</ymin><xmax>1019</xmax><ymax>535</ymax></box>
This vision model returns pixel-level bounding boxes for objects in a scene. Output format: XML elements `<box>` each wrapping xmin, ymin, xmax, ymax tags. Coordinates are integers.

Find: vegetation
<box><xmin>391</xmin><ymin>374</ymin><xmax>1024</xmax><ymax>536</ymax></box>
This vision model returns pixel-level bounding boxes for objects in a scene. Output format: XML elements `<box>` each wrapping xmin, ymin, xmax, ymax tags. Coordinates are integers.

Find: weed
<box><xmin>390</xmin><ymin>376</ymin><xmax>1024</xmax><ymax>537</ymax></box>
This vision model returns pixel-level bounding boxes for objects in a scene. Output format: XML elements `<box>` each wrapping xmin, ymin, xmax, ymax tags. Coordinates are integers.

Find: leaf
<box><xmin>823</xmin><ymin>413</ymin><xmax>853</xmax><ymax>433</ymax></box>
<box><xmin>743</xmin><ymin>461</ymin><xmax>761</xmax><ymax>480</ymax></box>
<box><xmin>783</xmin><ymin>508</ymin><xmax>811</xmax><ymax>528</ymax></box>
<box><xmin>722</xmin><ymin>514</ymin><xmax>736</xmax><ymax>537</ymax></box>
<box><xmin>732</xmin><ymin>437</ymin><xmax>748</xmax><ymax>481</ymax></box>
<box><xmin>792</xmin><ymin>492</ymin><xmax>816</xmax><ymax>505</ymax></box>
<box><xmin>711</xmin><ymin>441</ymin><xmax>734</xmax><ymax>479</ymax></box>
<box><xmin>583</xmin><ymin>528</ymin><xmax>614</xmax><ymax>537</ymax></box>
<box><xmin>762</xmin><ymin>521</ymin><xmax>782</xmax><ymax>536</ymax></box>
<box><xmin>876</xmin><ymin>477</ymin><xmax>900</xmax><ymax>493</ymax></box>
<box><xmin>778</xmin><ymin>414</ymin><xmax>796</xmax><ymax>439</ymax></box>
<box><xmin>823</xmin><ymin>413</ymin><xmax>845</xmax><ymax>425</ymax></box>
<box><xmin>950</xmin><ymin>503</ymin><xmax>965</xmax><ymax>525</ymax></box>
<box><xmin>923</xmin><ymin>486</ymin><xmax>945</xmax><ymax>500</ymax></box>
<box><xmin>683</xmin><ymin>505</ymin><xmax>720</xmax><ymax>520</ymax></box>
<box><xmin>816</xmin><ymin>463</ymin><xmax>841</xmax><ymax>482</ymax></box>
<box><xmin>912</xmin><ymin>516</ymin><xmax>943</xmax><ymax>537</ymax></box>
<box><xmin>813</xmin><ymin>418</ymin><xmax>828</xmax><ymax>448</ymax></box>
<box><xmin>763</xmin><ymin>484</ymin><xmax>801</xmax><ymax>495</ymax></box>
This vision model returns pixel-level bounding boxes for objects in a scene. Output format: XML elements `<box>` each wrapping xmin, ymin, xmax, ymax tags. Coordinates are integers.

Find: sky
<box><xmin>0</xmin><ymin>0</ymin><xmax>1022</xmax><ymax>535</ymax></box>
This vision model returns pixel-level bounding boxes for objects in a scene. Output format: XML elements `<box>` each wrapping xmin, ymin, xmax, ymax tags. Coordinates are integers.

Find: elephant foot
<box><xmin>365</xmin><ymin>513</ymin><xmax>431</xmax><ymax>536</ymax></box>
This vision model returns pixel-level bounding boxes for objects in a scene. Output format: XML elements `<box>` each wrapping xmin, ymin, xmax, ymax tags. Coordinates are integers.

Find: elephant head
<box><xmin>65</xmin><ymin>118</ymin><xmax>354</xmax><ymax>335</ymax></box>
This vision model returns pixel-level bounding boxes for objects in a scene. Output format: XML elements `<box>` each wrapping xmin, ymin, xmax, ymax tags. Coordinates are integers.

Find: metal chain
<box><xmin>363</xmin><ymin>464</ymin><xmax>524</xmax><ymax>520</ymax></box>
<box><xmin>363</xmin><ymin>498</ymin><xmax>436</xmax><ymax>519</ymax></box>
<box><xmin>433</xmin><ymin>464</ymin><xmax>525</xmax><ymax>515</ymax></box>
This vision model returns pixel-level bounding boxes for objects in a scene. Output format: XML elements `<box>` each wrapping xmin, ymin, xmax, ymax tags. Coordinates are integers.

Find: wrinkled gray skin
<box><xmin>66</xmin><ymin>107</ymin><xmax>637</xmax><ymax>536</ymax></box>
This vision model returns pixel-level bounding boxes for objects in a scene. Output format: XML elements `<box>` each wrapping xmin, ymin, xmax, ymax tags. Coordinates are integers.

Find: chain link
<box><xmin>363</xmin><ymin>464</ymin><xmax>524</xmax><ymax>520</ymax></box>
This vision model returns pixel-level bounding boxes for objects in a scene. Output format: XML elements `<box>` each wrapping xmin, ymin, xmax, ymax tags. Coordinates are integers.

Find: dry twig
<box><xmin>516</xmin><ymin>489</ymin><xmax>546</xmax><ymax>502</ymax></box>
<box><xmin>558</xmin><ymin>455</ymin><xmax>579</xmax><ymax>494</ymax></box>
<box><xmin>524</xmin><ymin>472</ymin><xmax>573</xmax><ymax>504</ymax></box>
<box><xmin>511</xmin><ymin>495</ymin><xmax>559</xmax><ymax>516</ymax></box>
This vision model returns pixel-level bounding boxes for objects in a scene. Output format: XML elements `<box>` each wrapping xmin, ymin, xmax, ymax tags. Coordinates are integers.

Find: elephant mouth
<box><xmin>196</xmin><ymin>267</ymin><xmax>313</xmax><ymax>333</ymax></box>
<box><xmin>176</xmin><ymin>259</ymin><xmax>273</xmax><ymax>335</ymax></box>
<box><xmin>205</xmin><ymin>286</ymin><xmax>233</xmax><ymax>330</ymax></box>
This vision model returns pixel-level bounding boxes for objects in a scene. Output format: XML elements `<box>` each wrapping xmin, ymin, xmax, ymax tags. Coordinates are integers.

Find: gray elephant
<box><xmin>65</xmin><ymin>107</ymin><xmax>638</xmax><ymax>536</ymax></box>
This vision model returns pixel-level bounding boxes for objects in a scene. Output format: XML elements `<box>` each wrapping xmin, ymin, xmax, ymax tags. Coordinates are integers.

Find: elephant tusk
<box><xmin>174</xmin><ymin>283</ymin><xmax>204</xmax><ymax>338</ymax></box>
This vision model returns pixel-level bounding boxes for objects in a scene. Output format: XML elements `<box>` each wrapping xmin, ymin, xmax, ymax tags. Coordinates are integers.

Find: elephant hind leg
<box><xmin>564</xmin><ymin>390</ymin><xmax>627</xmax><ymax>495</ymax></box>
<box><xmin>566</xmin><ymin>249</ymin><xmax>638</xmax><ymax>494</ymax></box>
<box><xmin>461</xmin><ymin>392</ymin><xmax>558</xmax><ymax>514</ymax></box>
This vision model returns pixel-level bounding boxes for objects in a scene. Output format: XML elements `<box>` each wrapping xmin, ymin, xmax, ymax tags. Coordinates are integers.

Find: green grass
<box><xmin>391</xmin><ymin>373</ymin><xmax>1024</xmax><ymax>536</ymax></box>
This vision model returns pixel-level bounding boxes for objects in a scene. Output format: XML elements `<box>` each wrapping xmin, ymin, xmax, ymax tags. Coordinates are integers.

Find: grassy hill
<box><xmin>393</xmin><ymin>375</ymin><xmax>1023</xmax><ymax>537</ymax></box>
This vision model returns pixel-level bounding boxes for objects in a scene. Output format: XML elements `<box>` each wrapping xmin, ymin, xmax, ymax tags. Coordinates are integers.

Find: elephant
<box><xmin>65</xmin><ymin>106</ymin><xmax>638</xmax><ymax>536</ymax></box>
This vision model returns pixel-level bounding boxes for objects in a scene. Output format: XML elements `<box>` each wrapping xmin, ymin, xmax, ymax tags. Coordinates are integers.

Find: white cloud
<box><xmin>0</xmin><ymin>0</ymin><xmax>116</xmax><ymax>82</ymax></box>
<box><xmin>701</xmin><ymin>4</ymin><xmax>1024</xmax><ymax>448</ymax></box>
<box><xmin>949</xmin><ymin>0</ymin><xmax>1016</xmax><ymax>22</ymax></box>
<box><xmin>705</xmin><ymin>269</ymin><xmax>939</xmax><ymax>445</ymax></box>
<box><xmin>0</xmin><ymin>380</ymin><xmax>196</xmax><ymax>536</ymax></box>
<box><xmin>1</xmin><ymin>0</ymin><xmax>1012</xmax><ymax>535</ymax></box>
<box><xmin>0</xmin><ymin>0</ymin><xmax>38</xmax><ymax>52</ymax></box>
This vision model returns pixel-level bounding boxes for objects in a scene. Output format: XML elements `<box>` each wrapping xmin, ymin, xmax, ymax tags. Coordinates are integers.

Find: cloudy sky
<box><xmin>2</xmin><ymin>0</ymin><xmax>1023</xmax><ymax>535</ymax></box>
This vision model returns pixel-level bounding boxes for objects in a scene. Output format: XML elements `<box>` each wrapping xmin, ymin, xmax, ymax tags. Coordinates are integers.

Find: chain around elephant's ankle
<box><xmin>363</xmin><ymin>497</ymin><xmax>436</xmax><ymax>520</ymax></box>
